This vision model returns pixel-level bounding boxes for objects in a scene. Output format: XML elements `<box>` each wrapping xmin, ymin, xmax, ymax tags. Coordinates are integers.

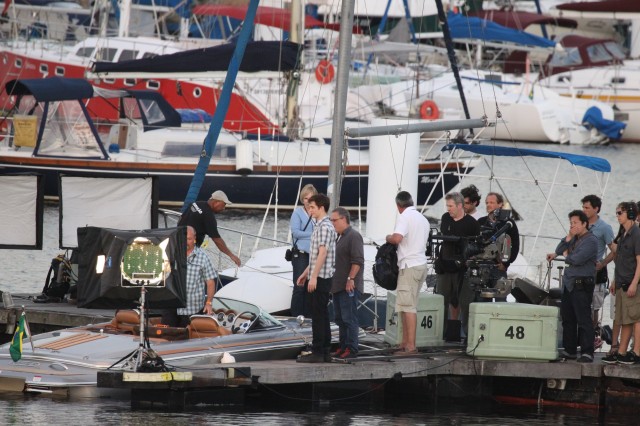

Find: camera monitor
<box><xmin>77</xmin><ymin>226</ymin><xmax>187</xmax><ymax>309</ymax></box>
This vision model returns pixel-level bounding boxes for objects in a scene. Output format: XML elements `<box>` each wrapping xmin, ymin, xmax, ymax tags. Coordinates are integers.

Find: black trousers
<box><xmin>561</xmin><ymin>286</ymin><xmax>594</xmax><ymax>356</ymax></box>
<box><xmin>290</xmin><ymin>253</ymin><xmax>311</xmax><ymax>317</ymax></box>
<box><xmin>310</xmin><ymin>277</ymin><xmax>332</xmax><ymax>355</ymax></box>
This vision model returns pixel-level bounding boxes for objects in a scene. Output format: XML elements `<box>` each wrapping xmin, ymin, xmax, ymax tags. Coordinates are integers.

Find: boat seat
<box><xmin>111</xmin><ymin>309</ymin><xmax>161</xmax><ymax>334</ymax></box>
<box><xmin>188</xmin><ymin>315</ymin><xmax>231</xmax><ymax>339</ymax></box>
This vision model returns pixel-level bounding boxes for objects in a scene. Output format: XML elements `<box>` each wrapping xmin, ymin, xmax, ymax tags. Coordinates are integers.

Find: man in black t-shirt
<box><xmin>436</xmin><ymin>192</ymin><xmax>480</xmax><ymax>338</ymax></box>
<box><xmin>178</xmin><ymin>190</ymin><xmax>241</xmax><ymax>266</ymax></box>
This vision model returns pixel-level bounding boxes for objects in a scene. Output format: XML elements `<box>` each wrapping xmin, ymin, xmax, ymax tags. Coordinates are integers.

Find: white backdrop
<box><xmin>0</xmin><ymin>175</ymin><xmax>42</xmax><ymax>248</ymax></box>
<box><xmin>60</xmin><ymin>176</ymin><xmax>155</xmax><ymax>248</ymax></box>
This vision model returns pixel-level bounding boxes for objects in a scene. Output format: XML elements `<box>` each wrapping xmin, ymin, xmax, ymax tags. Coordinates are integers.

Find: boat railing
<box><xmin>159</xmin><ymin>208</ymin><xmax>290</xmax><ymax>272</ymax></box>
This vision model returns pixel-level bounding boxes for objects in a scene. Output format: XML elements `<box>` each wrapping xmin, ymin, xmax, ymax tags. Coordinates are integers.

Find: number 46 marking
<box><xmin>505</xmin><ymin>325</ymin><xmax>525</xmax><ymax>339</ymax></box>
<box><xmin>421</xmin><ymin>315</ymin><xmax>433</xmax><ymax>329</ymax></box>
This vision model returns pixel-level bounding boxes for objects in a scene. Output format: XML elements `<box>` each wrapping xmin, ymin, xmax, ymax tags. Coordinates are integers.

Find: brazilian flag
<box><xmin>9</xmin><ymin>313</ymin><xmax>29</xmax><ymax>362</ymax></box>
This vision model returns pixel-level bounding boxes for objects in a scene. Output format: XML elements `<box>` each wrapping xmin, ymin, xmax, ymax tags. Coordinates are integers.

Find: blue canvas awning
<box><xmin>448</xmin><ymin>12</ymin><xmax>556</xmax><ymax>49</ymax></box>
<box><xmin>442</xmin><ymin>143</ymin><xmax>611</xmax><ymax>173</ymax></box>
<box><xmin>5</xmin><ymin>77</ymin><xmax>94</xmax><ymax>102</ymax></box>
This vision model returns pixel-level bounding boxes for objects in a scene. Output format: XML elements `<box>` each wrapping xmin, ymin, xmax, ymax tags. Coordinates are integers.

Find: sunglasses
<box><xmin>616</xmin><ymin>211</ymin><xmax>624</xmax><ymax>216</ymax></box>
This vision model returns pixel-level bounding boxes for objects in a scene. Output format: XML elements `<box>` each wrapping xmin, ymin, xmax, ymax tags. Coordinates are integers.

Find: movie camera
<box><xmin>430</xmin><ymin>208</ymin><xmax>514</xmax><ymax>299</ymax></box>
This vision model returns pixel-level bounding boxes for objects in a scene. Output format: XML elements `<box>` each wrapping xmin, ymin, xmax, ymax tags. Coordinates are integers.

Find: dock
<box><xmin>97</xmin><ymin>350</ymin><xmax>640</xmax><ymax>414</ymax></box>
<box><xmin>0</xmin><ymin>292</ymin><xmax>114</xmax><ymax>343</ymax></box>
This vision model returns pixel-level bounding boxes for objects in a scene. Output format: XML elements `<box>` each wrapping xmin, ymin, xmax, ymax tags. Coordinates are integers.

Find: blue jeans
<box><xmin>333</xmin><ymin>289</ymin><xmax>360</xmax><ymax>352</ymax></box>
<box><xmin>561</xmin><ymin>286</ymin><xmax>594</xmax><ymax>356</ymax></box>
<box><xmin>290</xmin><ymin>253</ymin><xmax>311</xmax><ymax>317</ymax></box>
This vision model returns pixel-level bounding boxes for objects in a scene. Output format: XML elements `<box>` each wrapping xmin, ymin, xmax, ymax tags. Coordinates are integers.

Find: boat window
<box><xmin>146</xmin><ymin>80</ymin><xmax>160</xmax><ymax>90</ymax></box>
<box><xmin>142</xmin><ymin>52</ymin><xmax>158</xmax><ymax>59</ymax></box>
<box><xmin>162</xmin><ymin>142</ymin><xmax>205</xmax><ymax>157</ymax></box>
<box><xmin>55</xmin><ymin>66</ymin><xmax>65</xmax><ymax>76</ymax></box>
<box><xmin>103</xmin><ymin>78</ymin><xmax>115</xmax><ymax>84</ymax></box>
<box><xmin>604</xmin><ymin>41</ymin><xmax>626</xmax><ymax>60</ymax></box>
<box><xmin>557</xmin><ymin>75</ymin><xmax>571</xmax><ymax>83</ymax></box>
<box><xmin>124</xmin><ymin>78</ymin><xmax>136</xmax><ymax>86</ymax></box>
<box><xmin>95</xmin><ymin>48</ymin><xmax>118</xmax><ymax>62</ymax></box>
<box><xmin>193</xmin><ymin>87</ymin><xmax>202</xmax><ymax>98</ymax></box>
<box><xmin>611</xmin><ymin>77</ymin><xmax>626</xmax><ymax>84</ymax></box>
<box><xmin>118</xmin><ymin>50</ymin><xmax>139</xmax><ymax>62</ymax></box>
<box><xmin>586</xmin><ymin>43</ymin><xmax>613</xmax><ymax>63</ymax></box>
<box><xmin>39</xmin><ymin>64</ymin><xmax>48</xmax><ymax>74</ymax></box>
<box><xmin>35</xmin><ymin>100</ymin><xmax>106</xmax><ymax>158</ymax></box>
<box><xmin>547</xmin><ymin>47</ymin><xmax>582</xmax><ymax>68</ymax></box>
<box><xmin>75</xmin><ymin>47</ymin><xmax>94</xmax><ymax>58</ymax></box>
<box><xmin>15</xmin><ymin>58</ymin><xmax>22</xmax><ymax>68</ymax></box>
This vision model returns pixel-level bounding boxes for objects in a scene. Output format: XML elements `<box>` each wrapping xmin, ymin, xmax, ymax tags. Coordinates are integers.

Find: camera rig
<box><xmin>430</xmin><ymin>209</ymin><xmax>514</xmax><ymax>299</ymax></box>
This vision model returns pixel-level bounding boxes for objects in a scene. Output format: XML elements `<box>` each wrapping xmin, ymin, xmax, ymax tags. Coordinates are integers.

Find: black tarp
<box><xmin>77</xmin><ymin>226</ymin><xmax>187</xmax><ymax>309</ymax></box>
<box><xmin>92</xmin><ymin>41</ymin><xmax>301</xmax><ymax>74</ymax></box>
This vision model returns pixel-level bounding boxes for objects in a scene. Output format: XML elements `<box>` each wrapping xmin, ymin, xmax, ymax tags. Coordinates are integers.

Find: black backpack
<box><xmin>36</xmin><ymin>254</ymin><xmax>71</xmax><ymax>302</ymax></box>
<box><xmin>372</xmin><ymin>243</ymin><xmax>399</xmax><ymax>291</ymax></box>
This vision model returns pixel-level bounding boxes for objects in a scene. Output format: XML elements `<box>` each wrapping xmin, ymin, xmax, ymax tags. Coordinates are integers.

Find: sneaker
<box><xmin>338</xmin><ymin>348</ymin><xmax>357</xmax><ymax>359</ymax></box>
<box><xmin>559</xmin><ymin>350</ymin><xmax>577</xmax><ymax>360</ymax></box>
<box><xmin>297</xmin><ymin>352</ymin><xmax>329</xmax><ymax>363</ymax></box>
<box><xmin>602</xmin><ymin>352</ymin><xmax>618</xmax><ymax>364</ymax></box>
<box><xmin>617</xmin><ymin>351</ymin><xmax>639</xmax><ymax>365</ymax></box>
<box><xmin>577</xmin><ymin>354</ymin><xmax>593</xmax><ymax>363</ymax></box>
<box><xmin>594</xmin><ymin>337</ymin><xmax>603</xmax><ymax>350</ymax></box>
<box><xmin>330</xmin><ymin>347</ymin><xmax>344</xmax><ymax>358</ymax></box>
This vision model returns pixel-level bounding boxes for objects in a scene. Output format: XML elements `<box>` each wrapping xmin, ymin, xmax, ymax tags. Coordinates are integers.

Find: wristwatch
<box><xmin>206</xmin><ymin>301</ymin><xmax>212</xmax><ymax>305</ymax></box>
<box><xmin>347</xmin><ymin>277</ymin><xmax>354</xmax><ymax>281</ymax></box>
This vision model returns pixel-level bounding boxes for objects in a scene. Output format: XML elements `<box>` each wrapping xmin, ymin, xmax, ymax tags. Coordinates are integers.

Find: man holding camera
<box><xmin>435</xmin><ymin>192</ymin><xmax>480</xmax><ymax>340</ymax></box>
<box><xmin>478</xmin><ymin>192</ymin><xmax>519</xmax><ymax>279</ymax></box>
<box><xmin>547</xmin><ymin>210</ymin><xmax>598</xmax><ymax>363</ymax></box>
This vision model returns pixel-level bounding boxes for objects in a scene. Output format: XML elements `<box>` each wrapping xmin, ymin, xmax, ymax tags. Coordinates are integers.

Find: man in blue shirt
<box><xmin>547</xmin><ymin>210</ymin><xmax>598</xmax><ymax>363</ymax></box>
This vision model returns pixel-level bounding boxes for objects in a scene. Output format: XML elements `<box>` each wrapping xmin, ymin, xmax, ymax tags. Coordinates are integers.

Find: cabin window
<box><xmin>15</xmin><ymin>58</ymin><xmax>22</xmax><ymax>68</ymax></box>
<box><xmin>39</xmin><ymin>64</ymin><xmax>48</xmax><ymax>74</ymax></box>
<box><xmin>142</xmin><ymin>52</ymin><xmax>158</xmax><ymax>59</ymax></box>
<box><xmin>586</xmin><ymin>43</ymin><xmax>613</xmax><ymax>63</ymax></box>
<box><xmin>118</xmin><ymin>50</ymin><xmax>139</xmax><ymax>62</ymax></box>
<box><xmin>604</xmin><ymin>42</ymin><xmax>625</xmax><ymax>60</ymax></box>
<box><xmin>162</xmin><ymin>143</ymin><xmax>236</xmax><ymax>159</ymax></box>
<box><xmin>193</xmin><ymin>87</ymin><xmax>202</xmax><ymax>98</ymax></box>
<box><xmin>146</xmin><ymin>80</ymin><xmax>160</xmax><ymax>90</ymax></box>
<box><xmin>103</xmin><ymin>78</ymin><xmax>115</xmax><ymax>84</ymax></box>
<box><xmin>124</xmin><ymin>79</ymin><xmax>136</xmax><ymax>87</ymax></box>
<box><xmin>557</xmin><ymin>76</ymin><xmax>571</xmax><ymax>83</ymax></box>
<box><xmin>547</xmin><ymin>47</ymin><xmax>582</xmax><ymax>68</ymax></box>
<box><xmin>96</xmin><ymin>48</ymin><xmax>118</xmax><ymax>62</ymax></box>
<box><xmin>55</xmin><ymin>66</ymin><xmax>64</xmax><ymax>76</ymax></box>
<box><xmin>76</xmin><ymin>47</ymin><xmax>94</xmax><ymax>58</ymax></box>
<box><xmin>611</xmin><ymin>77</ymin><xmax>626</xmax><ymax>84</ymax></box>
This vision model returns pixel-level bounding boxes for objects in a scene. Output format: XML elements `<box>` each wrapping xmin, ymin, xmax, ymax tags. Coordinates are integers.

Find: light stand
<box><xmin>110</xmin><ymin>285</ymin><xmax>166</xmax><ymax>372</ymax></box>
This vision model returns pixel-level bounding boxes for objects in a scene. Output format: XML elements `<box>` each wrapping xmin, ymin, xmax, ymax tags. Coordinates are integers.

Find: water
<box><xmin>1</xmin><ymin>141</ymin><xmax>639</xmax><ymax>422</ymax></box>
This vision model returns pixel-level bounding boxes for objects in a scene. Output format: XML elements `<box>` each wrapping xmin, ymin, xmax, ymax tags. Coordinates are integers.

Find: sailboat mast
<box><xmin>286</xmin><ymin>0</ymin><xmax>304</xmax><ymax>140</ymax></box>
<box><xmin>434</xmin><ymin>0</ymin><xmax>474</xmax><ymax>136</ymax></box>
<box><xmin>327</xmin><ymin>0</ymin><xmax>355</xmax><ymax>209</ymax></box>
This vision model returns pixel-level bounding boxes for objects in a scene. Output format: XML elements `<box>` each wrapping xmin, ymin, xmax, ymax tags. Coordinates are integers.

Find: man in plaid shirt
<box><xmin>168</xmin><ymin>226</ymin><xmax>217</xmax><ymax>327</ymax></box>
<box><xmin>296</xmin><ymin>193</ymin><xmax>336</xmax><ymax>363</ymax></box>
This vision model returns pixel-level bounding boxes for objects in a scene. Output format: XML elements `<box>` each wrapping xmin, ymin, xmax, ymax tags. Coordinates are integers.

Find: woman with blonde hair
<box><xmin>289</xmin><ymin>184</ymin><xmax>317</xmax><ymax>316</ymax></box>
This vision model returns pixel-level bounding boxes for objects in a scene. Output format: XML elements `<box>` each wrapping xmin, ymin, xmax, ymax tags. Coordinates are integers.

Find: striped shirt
<box><xmin>309</xmin><ymin>216</ymin><xmax>336</xmax><ymax>279</ymax></box>
<box><xmin>177</xmin><ymin>247</ymin><xmax>217</xmax><ymax>316</ymax></box>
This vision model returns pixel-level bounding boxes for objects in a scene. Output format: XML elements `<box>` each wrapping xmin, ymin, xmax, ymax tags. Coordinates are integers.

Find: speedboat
<box><xmin>0</xmin><ymin>297</ymin><xmax>321</xmax><ymax>397</ymax></box>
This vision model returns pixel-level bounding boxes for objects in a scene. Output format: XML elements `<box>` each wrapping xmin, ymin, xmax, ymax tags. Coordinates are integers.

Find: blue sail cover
<box><xmin>582</xmin><ymin>106</ymin><xmax>626</xmax><ymax>140</ymax></box>
<box><xmin>448</xmin><ymin>12</ymin><xmax>556</xmax><ymax>49</ymax></box>
<box><xmin>442</xmin><ymin>144</ymin><xmax>611</xmax><ymax>173</ymax></box>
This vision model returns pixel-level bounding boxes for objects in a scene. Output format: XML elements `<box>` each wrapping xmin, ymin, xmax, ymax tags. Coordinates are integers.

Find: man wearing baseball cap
<box><xmin>178</xmin><ymin>190</ymin><xmax>241</xmax><ymax>266</ymax></box>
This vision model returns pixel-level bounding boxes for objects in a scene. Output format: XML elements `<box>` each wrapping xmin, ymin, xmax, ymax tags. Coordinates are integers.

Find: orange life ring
<box><xmin>419</xmin><ymin>100</ymin><xmax>440</xmax><ymax>120</ymax></box>
<box><xmin>315</xmin><ymin>60</ymin><xmax>335</xmax><ymax>84</ymax></box>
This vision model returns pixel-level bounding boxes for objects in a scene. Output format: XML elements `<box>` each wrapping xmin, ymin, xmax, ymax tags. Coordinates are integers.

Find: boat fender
<box><xmin>235</xmin><ymin>139</ymin><xmax>253</xmax><ymax>174</ymax></box>
<box><xmin>419</xmin><ymin>100</ymin><xmax>440</xmax><ymax>120</ymax></box>
<box><xmin>315</xmin><ymin>60</ymin><xmax>335</xmax><ymax>84</ymax></box>
<box><xmin>221</xmin><ymin>352</ymin><xmax>236</xmax><ymax>364</ymax></box>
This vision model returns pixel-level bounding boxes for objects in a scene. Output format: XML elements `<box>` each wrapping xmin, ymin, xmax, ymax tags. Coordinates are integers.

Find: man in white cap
<box><xmin>178</xmin><ymin>190</ymin><xmax>241</xmax><ymax>266</ymax></box>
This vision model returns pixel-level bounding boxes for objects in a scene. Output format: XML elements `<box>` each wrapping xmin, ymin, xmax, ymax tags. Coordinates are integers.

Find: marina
<box><xmin>2</xmin><ymin>0</ymin><xmax>640</xmax><ymax>423</ymax></box>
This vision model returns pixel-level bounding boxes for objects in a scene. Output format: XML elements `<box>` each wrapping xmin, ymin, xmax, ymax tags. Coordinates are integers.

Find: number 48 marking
<box><xmin>505</xmin><ymin>325</ymin><xmax>525</xmax><ymax>339</ymax></box>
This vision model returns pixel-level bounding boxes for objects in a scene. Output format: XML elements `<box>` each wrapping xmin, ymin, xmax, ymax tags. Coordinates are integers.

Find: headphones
<box><xmin>624</xmin><ymin>202</ymin><xmax>638</xmax><ymax>221</ymax></box>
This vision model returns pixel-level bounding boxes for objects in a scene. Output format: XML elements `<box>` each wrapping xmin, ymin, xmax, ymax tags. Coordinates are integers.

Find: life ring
<box><xmin>419</xmin><ymin>100</ymin><xmax>440</xmax><ymax>120</ymax></box>
<box><xmin>315</xmin><ymin>60</ymin><xmax>335</xmax><ymax>84</ymax></box>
